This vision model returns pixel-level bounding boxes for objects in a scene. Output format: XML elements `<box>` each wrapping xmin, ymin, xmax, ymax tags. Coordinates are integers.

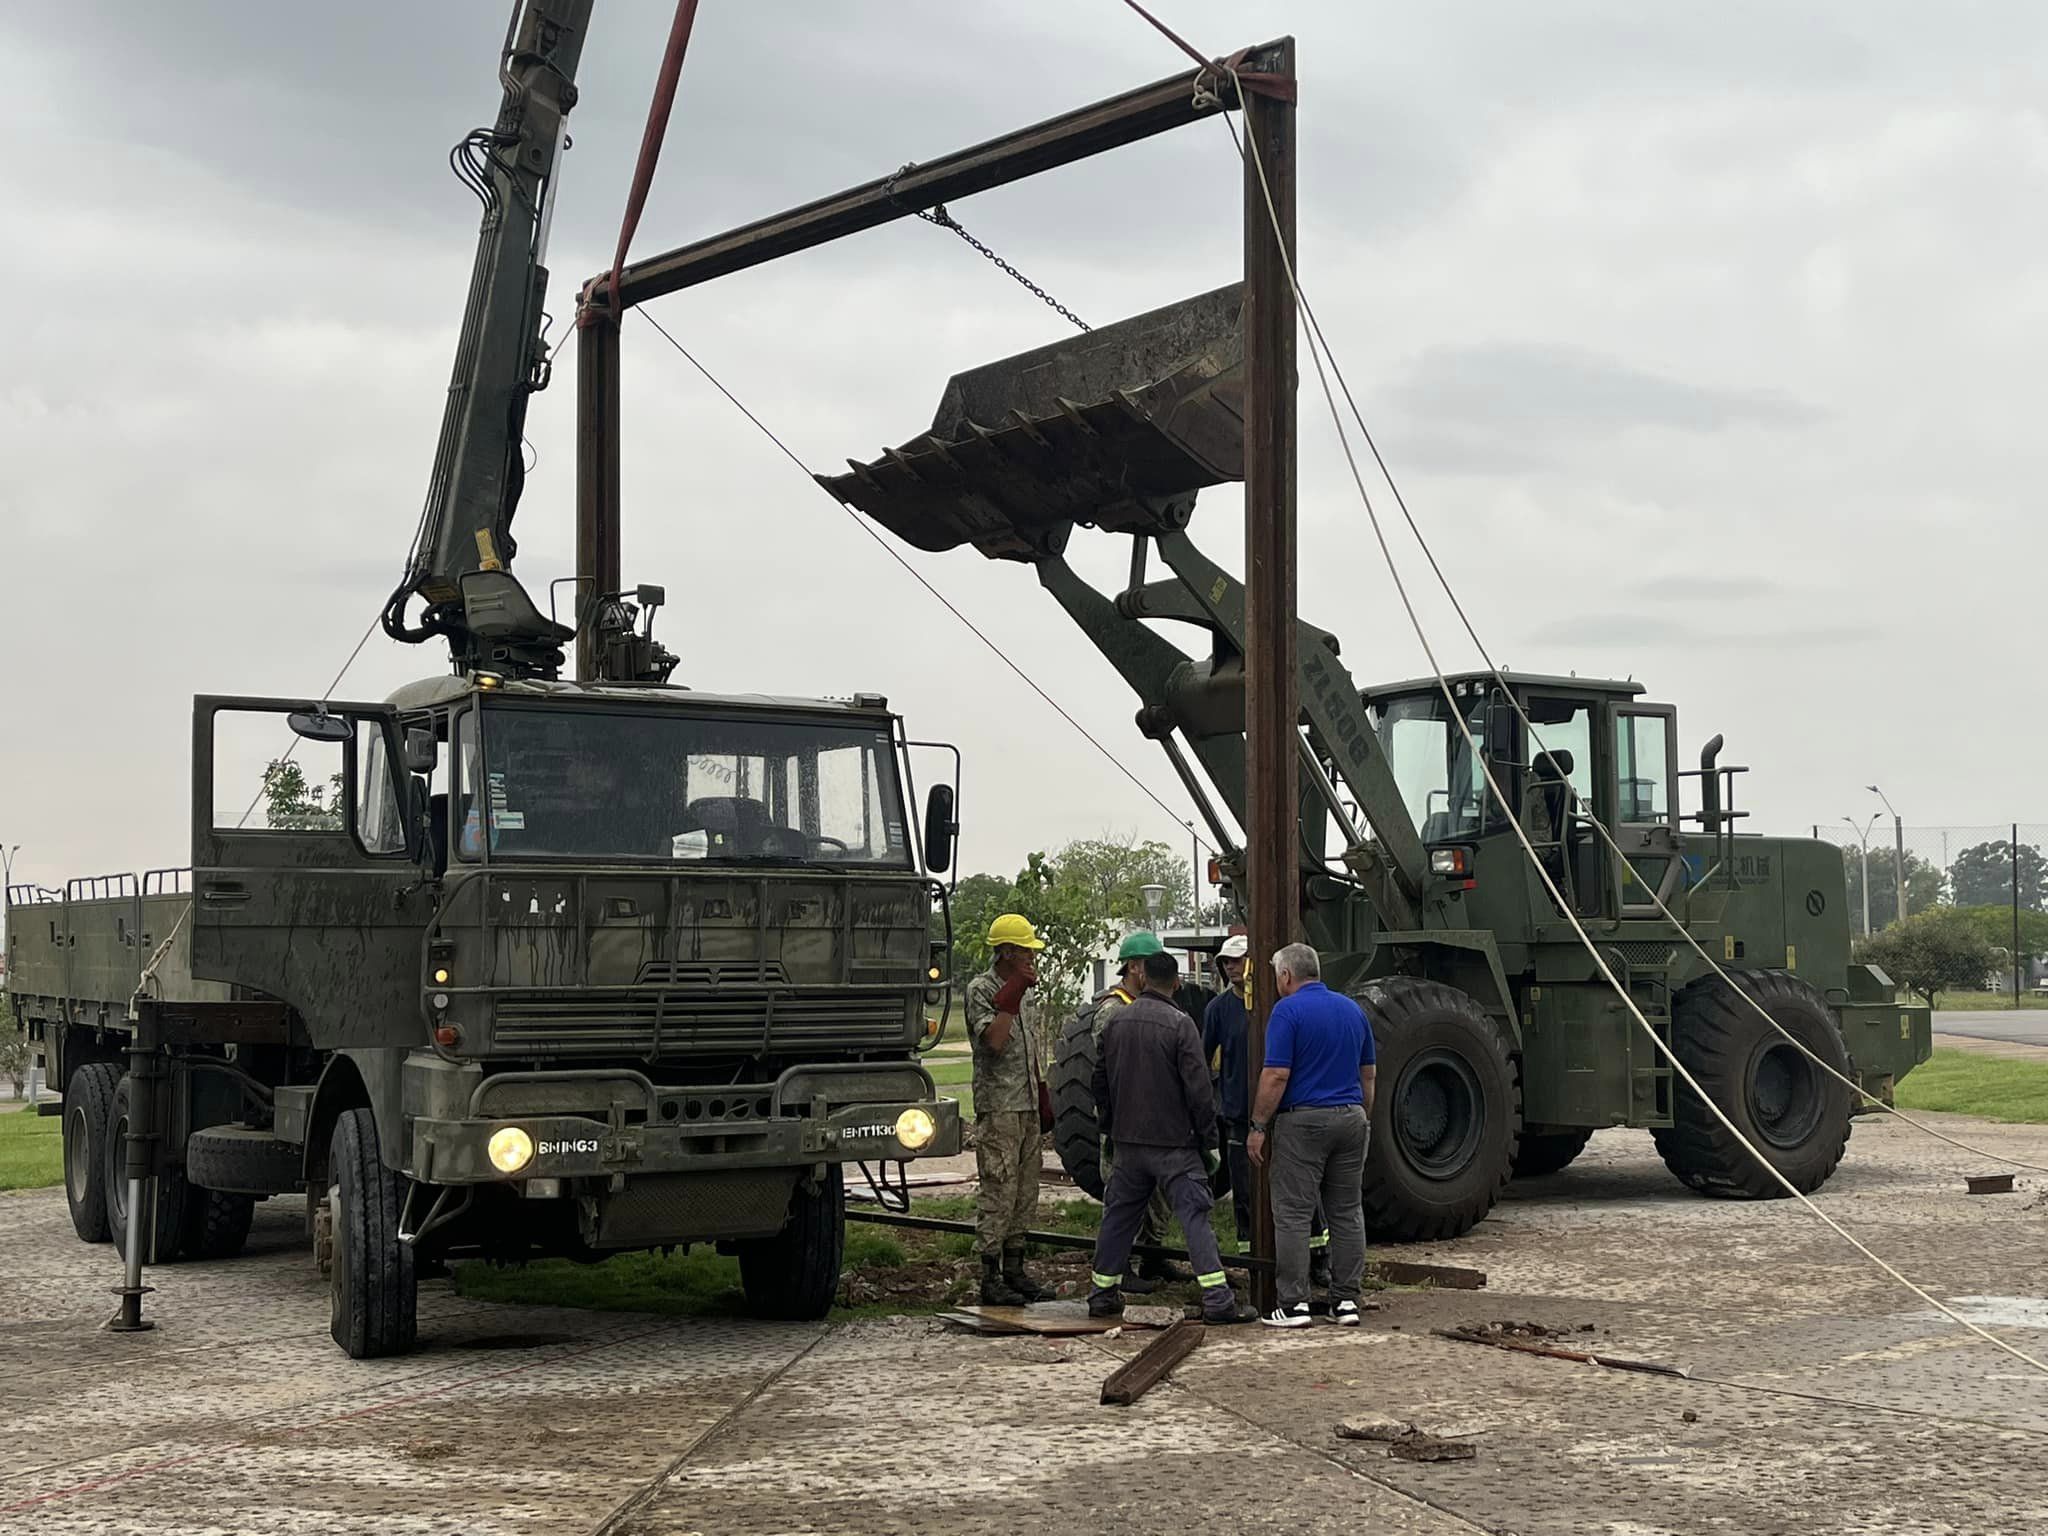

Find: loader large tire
<box><xmin>1357</xmin><ymin>977</ymin><xmax>1520</xmax><ymax>1243</ymax></box>
<box><xmin>63</xmin><ymin>1062</ymin><xmax>120</xmax><ymax>1244</ymax></box>
<box><xmin>1653</xmin><ymin>970</ymin><xmax>1851</xmax><ymax>1200</ymax></box>
<box><xmin>1512</xmin><ymin>1128</ymin><xmax>1594</xmax><ymax>1180</ymax></box>
<box><xmin>1051</xmin><ymin>1009</ymin><xmax>1105</xmax><ymax>1199</ymax></box>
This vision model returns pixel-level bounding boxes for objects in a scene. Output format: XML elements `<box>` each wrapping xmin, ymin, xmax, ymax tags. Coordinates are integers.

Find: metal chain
<box><xmin>884</xmin><ymin>163</ymin><xmax>1091</xmax><ymax>332</ymax></box>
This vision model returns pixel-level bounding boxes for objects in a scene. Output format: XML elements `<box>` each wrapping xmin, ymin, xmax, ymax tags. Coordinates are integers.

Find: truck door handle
<box><xmin>200</xmin><ymin>883</ymin><xmax>252</xmax><ymax>907</ymax></box>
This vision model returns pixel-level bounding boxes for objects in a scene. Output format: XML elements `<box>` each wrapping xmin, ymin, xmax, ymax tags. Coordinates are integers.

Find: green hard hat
<box><xmin>1116</xmin><ymin>930</ymin><xmax>1165</xmax><ymax>962</ymax></box>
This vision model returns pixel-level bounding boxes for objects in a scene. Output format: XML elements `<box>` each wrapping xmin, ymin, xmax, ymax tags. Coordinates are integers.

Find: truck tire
<box><xmin>737</xmin><ymin>1166</ymin><xmax>845</xmax><ymax>1321</ymax></box>
<box><xmin>328</xmin><ymin>1108</ymin><xmax>416</xmax><ymax>1358</ymax></box>
<box><xmin>63</xmin><ymin>1062</ymin><xmax>120</xmax><ymax>1243</ymax></box>
<box><xmin>1051</xmin><ymin>1011</ymin><xmax>1105</xmax><ymax>1198</ymax></box>
<box><xmin>187</xmin><ymin>1124</ymin><xmax>304</xmax><ymax>1196</ymax></box>
<box><xmin>1653</xmin><ymin>970</ymin><xmax>1851</xmax><ymax>1200</ymax></box>
<box><xmin>1356</xmin><ymin>977</ymin><xmax>1520</xmax><ymax>1243</ymax></box>
<box><xmin>180</xmin><ymin>1189</ymin><xmax>256</xmax><ymax>1260</ymax></box>
<box><xmin>1512</xmin><ymin>1129</ymin><xmax>1593</xmax><ymax>1180</ymax></box>
<box><xmin>103</xmin><ymin>1075</ymin><xmax>191</xmax><ymax>1264</ymax></box>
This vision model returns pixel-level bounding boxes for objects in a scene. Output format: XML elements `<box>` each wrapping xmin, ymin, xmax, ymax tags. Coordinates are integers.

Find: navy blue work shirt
<box><xmin>1201</xmin><ymin>985</ymin><xmax>1250</xmax><ymax>1120</ymax></box>
<box><xmin>1265</xmin><ymin>981</ymin><xmax>1375</xmax><ymax>1111</ymax></box>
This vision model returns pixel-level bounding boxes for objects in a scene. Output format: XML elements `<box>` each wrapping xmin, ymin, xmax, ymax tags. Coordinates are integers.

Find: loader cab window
<box><xmin>1615</xmin><ymin>712</ymin><xmax>1672</xmax><ymax>824</ymax></box>
<box><xmin>1373</xmin><ymin>690</ymin><xmax>1494</xmax><ymax>841</ymax></box>
<box><xmin>1520</xmin><ymin>696</ymin><xmax>1600</xmax><ymax>916</ymax></box>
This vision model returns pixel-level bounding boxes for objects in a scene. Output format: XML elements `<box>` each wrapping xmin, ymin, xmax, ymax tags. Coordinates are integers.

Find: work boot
<box><xmin>1201</xmin><ymin>1289</ymin><xmax>1259</xmax><ymax>1325</ymax></box>
<box><xmin>1003</xmin><ymin>1241</ymin><xmax>1054</xmax><ymax>1304</ymax></box>
<box><xmin>1088</xmin><ymin>1285</ymin><xmax>1126</xmax><ymax>1319</ymax></box>
<box><xmin>1139</xmin><ymin>1255</ymin><xmax>1197</xmax><ymax>1285</ymax></box>
<box><xmin>979</xmin><ymin>1252</ymin><xmax>1026</xmax><ymax>1307</ymax></box>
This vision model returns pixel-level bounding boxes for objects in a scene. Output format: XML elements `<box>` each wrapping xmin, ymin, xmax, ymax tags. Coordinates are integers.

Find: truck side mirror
<box><xmin>402</xmin><ymin>727</ymin><xmax>437</xmax><ymax>774</ymax></box>
<box><xmin>1484</xmin><ymin>697</ymin><xmax>1517</xmax><ymax>763</ymax></box>
<box><xmin>287</xmin><ymin>709</ymin><xmax>352</xmax><ymax>745</ymax></box>
<box><xmin>924</xmin><ymin>784</ymin><xmax>956</xmax><ymax>874</ymax></box>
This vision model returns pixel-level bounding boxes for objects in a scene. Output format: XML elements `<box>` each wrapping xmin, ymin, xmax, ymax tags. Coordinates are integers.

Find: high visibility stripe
<box><xmin>1308</xmin><ymin>1232</ymin><xmax>1331</xmax><ymax>1249</ymax></box>
<box><xmin>1091</xmin><ymin>1273</ymin><xmax>1123</xmax><ymax>1290</ymax></box>
<box><xmin>1196</xmin><ymin>1271</ymin><xmax>1227</xmax><ymax>1289</ymax></box>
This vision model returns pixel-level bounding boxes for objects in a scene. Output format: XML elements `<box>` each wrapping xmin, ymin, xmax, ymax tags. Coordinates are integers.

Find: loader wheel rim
<box><xmin>1395</xmin><ymin>1048</ymin><xmax>1484</xmax><ymax>1179</ymax></box>
<box><xmin>66</xmin><ymin>1105</ymin><xmax>93</xmax><ymax>1202</ymax></box>
<box><xmin>1749</xmin><ymin>1040</ymin><xmax>1822</xmax><ymax>1150</ymax></box>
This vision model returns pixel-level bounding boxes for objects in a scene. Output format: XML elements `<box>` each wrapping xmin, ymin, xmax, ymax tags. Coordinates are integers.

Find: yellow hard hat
<box><xmin>986</xmin><ymin>912</ymin><xmax>1045</xmax><ymax>951</ymax></box>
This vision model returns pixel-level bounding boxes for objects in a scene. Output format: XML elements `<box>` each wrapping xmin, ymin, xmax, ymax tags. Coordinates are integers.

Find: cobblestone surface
<box><xmin>3</xmin><ymin>1111</ymin><xmax>2044</xmax><ymax>1533</ymax></box>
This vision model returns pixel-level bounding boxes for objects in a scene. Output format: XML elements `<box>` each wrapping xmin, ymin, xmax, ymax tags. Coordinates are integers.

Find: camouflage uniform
<box><xmin>966</xmin><ymin>967</ymin><xmax>1041</xmax><ymax>1258</ymax></box>
<box><xmin>1092</xmin><ymin>987</ymin><xmax>1175</xmax><ymax>1254</ymax></box>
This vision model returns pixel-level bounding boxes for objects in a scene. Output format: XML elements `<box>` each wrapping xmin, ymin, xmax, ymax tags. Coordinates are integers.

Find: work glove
<box><xmin>991</xmin><ymin>974</ymin><xmax>1030</xmax><ymax>1016</ymax></box>
<box><xmin>1201</xmin><ymin>1146</ymin><xmax>1222</xmax><ymax>1178</ymax></box>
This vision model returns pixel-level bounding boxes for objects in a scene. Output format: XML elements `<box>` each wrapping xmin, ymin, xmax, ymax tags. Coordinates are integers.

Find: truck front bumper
<box><xmin>410</xmin><ymin>1096</ymin><xmax>962</xmax><ymax>1185</ymax></box>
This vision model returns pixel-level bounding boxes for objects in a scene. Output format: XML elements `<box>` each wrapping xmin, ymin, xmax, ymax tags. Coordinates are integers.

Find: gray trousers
<box><xmin>1271</xmin><ymin>1104</ymin><xmax>1368</xmax><ymax>1308</ymax></box>
<box><xmin>1090</xmin><ymin>1142</ymin><xmax>1229</xmax><ymax>1300</ymax></box>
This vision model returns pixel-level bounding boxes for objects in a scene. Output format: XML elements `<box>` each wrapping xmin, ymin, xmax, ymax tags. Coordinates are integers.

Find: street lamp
<box><xmin>1842</xmin><ymin>815</ymin><xmax>1878</xmax><ymax>938</ymax></box>
<box><xmin>1139</xmin><ymin>882</ymin><xmax>1167</xmax><ymax>927</ymax></box>
<box><xmin>1866</xmin><ymin>785</ymin><xmax>1907</xmax><ymax>925</ymax></box>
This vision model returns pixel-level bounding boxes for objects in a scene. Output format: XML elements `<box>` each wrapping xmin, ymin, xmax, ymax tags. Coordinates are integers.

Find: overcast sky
<box><xmin>5</xmin><ymin>0</ymin><xmax>2045</xmax><ymax>896</ymax></box>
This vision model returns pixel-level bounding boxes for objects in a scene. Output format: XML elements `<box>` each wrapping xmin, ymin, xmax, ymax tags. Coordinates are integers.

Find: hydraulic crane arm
<box><xmin>819</xmin><ymin>286</ymin><xmax>1433</xmax><ymax>927</ymax></box>
<box><xmin>382</xmin><ymin>0</ymin><xmax>593</xmax><ymax>678</ymax></box>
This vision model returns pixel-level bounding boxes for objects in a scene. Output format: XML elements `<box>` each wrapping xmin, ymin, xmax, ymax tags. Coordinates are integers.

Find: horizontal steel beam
<box><xmin>596</xmin><ymin>41</ymin><xmax>1284</xmax><ymax>310</ymax></box>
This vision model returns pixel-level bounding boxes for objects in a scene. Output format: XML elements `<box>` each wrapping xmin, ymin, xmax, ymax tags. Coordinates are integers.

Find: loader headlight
<box><xmin>1429</xmin><ymin>848</ymin><xmax>1470</xmax><ymax>876</ymax></box>
<box><xmin>487</xmin><ymin>1127</ymin><xmax>534</xmax><ymax>1174</ymax></box>
<box><xmin>895</xmin><ymin>1108</ymin><xmax>937</xmax><ymax>1151</ymax></box>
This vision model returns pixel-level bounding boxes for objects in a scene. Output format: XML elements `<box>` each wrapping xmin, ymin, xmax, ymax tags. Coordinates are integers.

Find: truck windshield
<box><xmin>1372</xmin><ymin>690</ymin><xmax>1492</xmax><ymax>841</ymax></box>
<box><xmin>467</xmin><ymin>706</ymin><xmax>912</xmax><ymax>867</ymax></box>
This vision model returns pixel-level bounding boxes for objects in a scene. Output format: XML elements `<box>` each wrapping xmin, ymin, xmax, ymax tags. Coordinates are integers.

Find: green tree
<box><xmin>0</xmin><ymin>993</ymin><xmax>26</xmax><ymax>1098</ymax></box>
<box><xmin>259</xmin><ymin>759</ymin><xmax>344</xmax><ymax>831</ymax></box>
<box><xmin>1856</xmin><ymin>907</ymin><xmax>1998</xmax><ymax>1007</ymax></box>
<box><xmin>1052</xmin><ymin>836</ymin><xmax>1194</xmax><ymax>929</ymax></box>
<box><xmin>1948</xmin><ymin>840</ymin><xmax>2048</xmax><ymax>911</ymax></box>
<box><xmin>1841</xmin><ymin>846</ymin><xmax>1943</xmax><ymax>929</ymax></box>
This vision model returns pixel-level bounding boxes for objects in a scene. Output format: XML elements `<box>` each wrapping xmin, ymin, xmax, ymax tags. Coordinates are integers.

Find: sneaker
<box><xmin>1330</xmin><ymin>1300</ymin><xmax>1362</xmax><ymax>1327</ymax></box>
<box><xmin>1260</xmin><ymin>1303</ymin><xmax>1314</xmax><ymax>1329</ymax></box>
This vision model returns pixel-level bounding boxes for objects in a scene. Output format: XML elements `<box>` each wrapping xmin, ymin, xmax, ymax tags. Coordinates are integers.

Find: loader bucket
<box><xmin>818</xmin><ymin>284</ymin><xmax>1246</xmax><ymax>561</ymax></box>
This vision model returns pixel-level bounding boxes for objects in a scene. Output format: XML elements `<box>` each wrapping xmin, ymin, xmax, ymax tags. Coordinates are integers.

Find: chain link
<box><xmin>884</xmin><ymin>163</ymin><xmax>1091</xmax><ymax>333</ymax></box>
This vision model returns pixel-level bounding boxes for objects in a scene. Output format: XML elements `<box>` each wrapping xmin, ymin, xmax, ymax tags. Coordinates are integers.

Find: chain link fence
<box><xmin>1810</xmin><ymin>821</ymin><xmax>2048</xmax><ymax>995</ymax></box>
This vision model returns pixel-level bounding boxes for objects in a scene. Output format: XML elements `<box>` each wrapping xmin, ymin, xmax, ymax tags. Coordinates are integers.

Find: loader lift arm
<box><xmin>818</xmin><ymin>286</ymin><xmax>1436</xmax><ymax>931</ymax></box>
<box><xmin>381</xmin><ymin>0</ymin><xmax>593</xmax><ymax>678</ymax></box>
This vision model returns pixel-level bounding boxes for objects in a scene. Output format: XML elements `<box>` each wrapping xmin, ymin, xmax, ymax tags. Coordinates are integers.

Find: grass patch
<box><xmin>1930</xmin><ymin>991</ymin><xmax>2048</xmax><ymax>1011</ymax></box>
<box><xmin>0</xmin><ymin>1108</ymin><xmax>62</xmax><ymax>1192</ymax></box>
<box><xmin>1896</xmin><ymin>1049</ymin><xmax>2048</xmax><ymax>1123</ymax></box>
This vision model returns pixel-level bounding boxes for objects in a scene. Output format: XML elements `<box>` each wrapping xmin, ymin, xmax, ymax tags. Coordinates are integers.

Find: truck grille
<box><xmin>491</xmin><ymin>990</ymin><xmax>911</xmax><ymax>1056</ymax></box>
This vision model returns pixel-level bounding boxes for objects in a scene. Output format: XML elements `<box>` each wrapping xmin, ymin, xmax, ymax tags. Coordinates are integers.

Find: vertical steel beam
<box><xmin>1241</xmin><ymin>38</ymin><xmax>1298</xmax><ymax>1317</ymax></box>
<box><xmin>575</xmin><ymin>312</ymin><xmax>622</xmax><ymax>681</ymax></box>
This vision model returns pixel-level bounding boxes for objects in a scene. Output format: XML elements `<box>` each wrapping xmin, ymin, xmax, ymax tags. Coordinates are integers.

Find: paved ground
<box><xmin>5</xmin><ymin>1112</ymin><xmax>2048</xmax><ymax>1535</ymax></box>
<box><xmin>1936</xmin><ymin>1008</ymin><xmax>2048</xmax><ymax>1049</ymax></box>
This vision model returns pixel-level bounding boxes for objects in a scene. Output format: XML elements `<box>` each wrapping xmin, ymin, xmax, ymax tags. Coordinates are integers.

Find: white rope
<box><xmin>1225</xmin><ymin>68</ymin><xmax>2048</xmax><ymax>1379</ymax></box>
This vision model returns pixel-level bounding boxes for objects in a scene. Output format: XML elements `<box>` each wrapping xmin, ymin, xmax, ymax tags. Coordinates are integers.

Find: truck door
<box><xmin>191</xmin><ymin>696</ymin><xmax>427</xmax><ymax>1052</ymax></box>
<box><xmin>1611</xmin><ymin>703</ymin><xmax>1683</xmax><ymax>918</ymax></box>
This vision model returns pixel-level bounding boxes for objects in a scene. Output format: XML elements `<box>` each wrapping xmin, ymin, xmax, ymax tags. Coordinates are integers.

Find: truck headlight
<box><xmin>895</xmin><ymin>1108</ymin><xmax>937</xmax><ymax>1151</ymax></box>
<box><xmin>487</xmin><ymin>1127</ymin><xmax>534</xmax><ymax>1174</ymax></box>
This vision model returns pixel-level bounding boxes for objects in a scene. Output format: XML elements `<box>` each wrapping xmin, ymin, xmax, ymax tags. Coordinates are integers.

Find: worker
<box><xmin>1247</xmin><ymin>942</ymin><xmax>1376</xmax><ymax>1329</ymax></box>
<box><xmin>1200</xmin><ymin>933</ymin><xmax>1254</xmax><ymax>1244</ymax></box>
<box><xmin>965</xmin><ymin>913</ymin><xmax>1055</xmax><ymax>1306</ymax></box>
<box><xmin>1087</xmin><ymin>930</ymin><xmax>1192</xmax><ymax>1292</ymax></box>
<box><xmin>1086</xmin><ymin>948</ymin><xmax>1257</xmax><ymax>1324</ymax></box>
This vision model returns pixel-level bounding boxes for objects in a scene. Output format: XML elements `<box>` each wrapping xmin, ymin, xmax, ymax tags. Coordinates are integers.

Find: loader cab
<box><xmin>1365</xmin><ymin>672</ymin><xmax>1679</xmax><ymax>924</ymax></box>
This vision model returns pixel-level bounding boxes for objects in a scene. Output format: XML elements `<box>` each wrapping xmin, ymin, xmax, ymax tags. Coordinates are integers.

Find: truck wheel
<box><xmin>180</xmin><ymin>1189</ymin><xmax>256</xmax><ymax>1260</ymax></box>
<box><xmin>63</xmin><ymin>1063</ymin><xmax>120</xmax><ymax>1243</ymax></box>
<box><xmin>103</xmin><ymin>1075</ymin><xmax>191</xmax><ymax>1263</ymax></box>
<box><xmin>1653</xmin><ymin>970</ymin><xmax>1851</xmax><ymax>1200</ymax></box>
<box><xmin>328</xmin><ymin>1108</ymin><xmax>416</xmax><ymax>1358</ymax></box>
<box><xmin>1050</xmin><ymin>1011</ymin><xmax>1105</xmax><ymax>1198</ymax></box>
<box><xmin>737</xmin><ymin>1166</ymin><xmax>845</xmax><ymax>1321</ymax></box>
<box><xmin>1356</xmin><ymin>977</ymin><xmax>1520</xmax><ymax>1243</ymax></box>
<box><xmin>187</xmin><ymin>1124</ymin><xmax>305</xmax><ymax>1196</ymax></box>
<box><xmin>1512</xmin><ymin>1129</ymin><xmax>1593</xmax><ymax>1179</ymax></box>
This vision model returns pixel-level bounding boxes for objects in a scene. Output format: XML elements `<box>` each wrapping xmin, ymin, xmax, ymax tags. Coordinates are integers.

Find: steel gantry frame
<box><xmin>576</xmin><ymin>39</ymin><xmax>1299</xmax><ymax>1311</ymax></box>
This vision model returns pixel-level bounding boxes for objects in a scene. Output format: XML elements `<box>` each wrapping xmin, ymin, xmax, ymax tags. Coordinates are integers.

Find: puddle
<box><xmin>1942</xmin><ymin>1296</ymin><xmax>2048</xmax><ymax>1329</ymax></box>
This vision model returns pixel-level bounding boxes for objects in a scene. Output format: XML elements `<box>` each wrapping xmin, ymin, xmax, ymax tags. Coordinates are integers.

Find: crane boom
<box><xmin>383</xmin><ymin>0</ymin><xmax>594</xmax><ymax>677</ymax></box>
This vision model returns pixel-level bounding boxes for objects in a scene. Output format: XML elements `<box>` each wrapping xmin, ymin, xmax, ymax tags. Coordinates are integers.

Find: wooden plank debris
<box><xmin>1101</xmin><ymin>1317</ymin><xmax>1206</xmax><ymax>1406</ymax></box>
<box><xmin>1430</xmin><ymin>1327</ymin><xmax>1689</xmax><ymax>1378</ymax></box>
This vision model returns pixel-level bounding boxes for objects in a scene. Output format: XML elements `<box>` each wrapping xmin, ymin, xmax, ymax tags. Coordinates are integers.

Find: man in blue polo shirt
<box><xmin>1246</xmin><ymin>942</ymin><xmax>1376</xmax><ymax>1328</ymax></box>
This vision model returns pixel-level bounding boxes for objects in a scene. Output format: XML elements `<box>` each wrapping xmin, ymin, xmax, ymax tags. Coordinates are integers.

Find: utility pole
<box><xmin>1843</xmin><ymin>814</ymin><xmax>1878</xmax><ymax>938</ymax></box>
<box><xmin>2014</xmin><ymin>824</ymin><xmax>2023</xmax><ymax>1010</ymax></box>
<box><xmin>1868</xmin><ymin>785</ymin><xmax>1906</xmax><ymax>923</ymax></box>
<box><xmin>1188</xmin><ymin>822</ymin><xmax>1201</xmax><ymax>945</ymax></box>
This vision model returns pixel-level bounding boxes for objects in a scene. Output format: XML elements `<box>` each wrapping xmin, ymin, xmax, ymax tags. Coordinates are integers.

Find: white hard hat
<box><xmin>1218</xmin><ymin>934</ymin><xmax>1250</xmax><ymax>960</ymax></box>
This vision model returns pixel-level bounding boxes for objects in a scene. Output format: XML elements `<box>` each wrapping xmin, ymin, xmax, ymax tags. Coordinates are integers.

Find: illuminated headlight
<box><xmin>1429</xmin><ymin>848</ymin><xmax>1470</xmax><ymax>876</ymax></box>
<box><xmin>895</xmin><ymin>1108</ymin><xmax>937</xmax><ymax>1151</ymax></box>
<box><xmin>433</xmin><ymin>967</ymin><xmax>451</xmax><ymax>985</ymax></box>
<box><xmin>487</xmin><ymin>1127</ymin><xmax>534</xmax><ymax>1174</ymax></box>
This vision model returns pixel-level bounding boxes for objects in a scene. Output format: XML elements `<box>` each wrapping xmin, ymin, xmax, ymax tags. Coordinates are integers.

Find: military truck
<box><xmin>4</xmin><ymin>2</ymin><xmax>962</xmax><ymax>1358</ymax></box>
<box><xmin>824</xmin><ymin>285</ymin><xmax>1932</xmax><ymax>1242</ymax></box>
